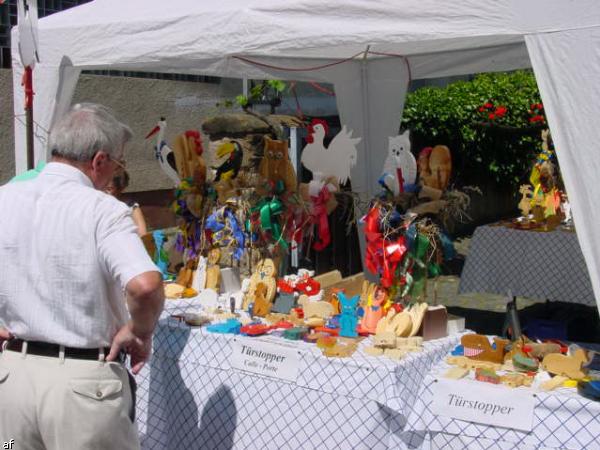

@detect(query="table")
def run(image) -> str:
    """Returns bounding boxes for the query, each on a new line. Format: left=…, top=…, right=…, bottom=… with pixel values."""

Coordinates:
left=459, top=225, right=596, bottom=307
left=135, top=319, right=463, bottom=450
left=395, top=360, right=600, bottom=450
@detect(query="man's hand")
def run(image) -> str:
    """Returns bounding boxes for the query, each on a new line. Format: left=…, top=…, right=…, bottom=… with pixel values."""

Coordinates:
left=107, top=322, right=152, bottom=375
left=0, top=328, right=11, bottom=350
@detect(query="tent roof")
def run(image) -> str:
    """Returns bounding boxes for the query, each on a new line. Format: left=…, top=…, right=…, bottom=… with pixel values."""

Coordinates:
left=18, top=0, right=600, bottom=76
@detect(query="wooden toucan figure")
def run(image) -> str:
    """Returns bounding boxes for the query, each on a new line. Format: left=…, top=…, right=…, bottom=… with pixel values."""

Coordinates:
left=213, top=140, right=243, bottom=181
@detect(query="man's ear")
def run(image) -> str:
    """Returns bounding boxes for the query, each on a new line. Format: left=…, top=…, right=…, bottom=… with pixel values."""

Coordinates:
left=91, top=151, right=109, bottom=171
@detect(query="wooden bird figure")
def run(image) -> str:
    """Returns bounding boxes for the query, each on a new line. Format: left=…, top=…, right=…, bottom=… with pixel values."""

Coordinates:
left=146, top=118, right=181, bottom=187
left=213, top=140, right=243, bottom=182
left=259, top=136, right=297, bottom=193
left=173, top=130, right=207, bottom=188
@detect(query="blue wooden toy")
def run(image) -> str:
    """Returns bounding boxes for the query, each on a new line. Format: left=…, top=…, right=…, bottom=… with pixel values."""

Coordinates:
left=338, top=292, right=360, bottom=338
left=206, top=319, right=241, bottom=334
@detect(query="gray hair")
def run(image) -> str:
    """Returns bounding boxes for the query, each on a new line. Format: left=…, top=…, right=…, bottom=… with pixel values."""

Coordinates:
left=48, top=103, right=133, bottom=161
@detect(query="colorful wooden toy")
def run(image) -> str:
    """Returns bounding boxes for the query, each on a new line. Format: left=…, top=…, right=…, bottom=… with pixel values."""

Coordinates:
left=461, top=334, right=509, bottom=364
left=338, top=292, right=360, bottom=338
left=542, top=348, right=588, bottom=379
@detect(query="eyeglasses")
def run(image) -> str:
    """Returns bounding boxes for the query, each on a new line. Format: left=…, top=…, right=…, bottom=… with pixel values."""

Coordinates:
left=110, top=156, right=127, bottom=171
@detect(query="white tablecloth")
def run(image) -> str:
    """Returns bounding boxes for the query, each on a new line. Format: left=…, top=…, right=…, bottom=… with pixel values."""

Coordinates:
left=396, top=360, right=600, bottom=450
left=135, top=319, right=464, bottom=450
left=459, top=225, right=595, bottom=306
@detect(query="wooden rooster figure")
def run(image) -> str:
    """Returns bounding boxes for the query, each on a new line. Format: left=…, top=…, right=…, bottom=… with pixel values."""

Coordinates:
left=259, top=136, right=297, bottom=193
left=146, top=118, right=181, bottom=187
left=213, top=140, right=243, bottom=182
left=301, top=119, right=361, bottom=185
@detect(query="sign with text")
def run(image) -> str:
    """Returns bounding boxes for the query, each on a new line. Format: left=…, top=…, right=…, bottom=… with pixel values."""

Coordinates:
left=230, top=339, right=300, bottom=383
left=431, top=379, right=535, bottom=432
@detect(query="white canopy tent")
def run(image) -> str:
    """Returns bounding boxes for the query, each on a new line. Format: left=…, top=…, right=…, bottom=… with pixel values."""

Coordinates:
left=11, top=0, right=600, bottom=313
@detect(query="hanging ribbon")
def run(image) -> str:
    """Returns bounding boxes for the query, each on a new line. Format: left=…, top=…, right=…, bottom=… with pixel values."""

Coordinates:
left=205, top=207, right=246, bottom=260
left=311, top=186, right=332, bottom=251
left=251, top=197, right=288, bottom=250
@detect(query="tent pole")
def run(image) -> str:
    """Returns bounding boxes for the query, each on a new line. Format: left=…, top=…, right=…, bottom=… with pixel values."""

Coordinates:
left=24, top=65, right=34, bottom=170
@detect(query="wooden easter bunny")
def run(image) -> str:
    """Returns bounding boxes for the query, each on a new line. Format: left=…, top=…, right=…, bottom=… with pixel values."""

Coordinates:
left=338, top=292, right=360, bottom=338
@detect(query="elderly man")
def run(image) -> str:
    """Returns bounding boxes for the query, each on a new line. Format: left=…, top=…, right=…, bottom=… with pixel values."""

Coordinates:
left=0, top=103, right=164, bottom=449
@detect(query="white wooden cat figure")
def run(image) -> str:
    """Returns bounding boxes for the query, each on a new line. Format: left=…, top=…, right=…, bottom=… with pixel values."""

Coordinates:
left=381, top=131, right=417, bottom=196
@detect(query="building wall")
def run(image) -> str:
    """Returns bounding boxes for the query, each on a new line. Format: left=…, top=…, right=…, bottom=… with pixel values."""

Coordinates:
left=0, top=69, right=15, bottom=185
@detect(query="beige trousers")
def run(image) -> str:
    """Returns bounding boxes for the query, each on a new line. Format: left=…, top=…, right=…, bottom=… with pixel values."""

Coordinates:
left=0, top=348, right=140, bottom=450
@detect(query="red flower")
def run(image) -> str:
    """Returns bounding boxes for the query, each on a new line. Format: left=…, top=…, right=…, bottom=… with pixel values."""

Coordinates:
left=495, top=106, right=507, bottom=117
left=483, top=102, right=493, bottom=109
left=478, top=106, right=485, bottom=112
left=529, top=115, right=545, bottom=123
left=488, top=113, right=496, bottom=120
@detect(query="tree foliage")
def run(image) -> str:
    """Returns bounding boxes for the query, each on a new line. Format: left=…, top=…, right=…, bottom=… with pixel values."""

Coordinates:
left=401, top=71, right=547, bottom=193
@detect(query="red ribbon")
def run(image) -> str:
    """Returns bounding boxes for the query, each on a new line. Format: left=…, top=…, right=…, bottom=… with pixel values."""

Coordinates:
left=311, top=187, right=332, bottom=251
left=363, top=205, right=407, bottom=287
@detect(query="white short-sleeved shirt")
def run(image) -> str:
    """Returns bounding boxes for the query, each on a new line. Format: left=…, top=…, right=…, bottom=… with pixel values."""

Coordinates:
left=0, top=162, right=159, bottom=348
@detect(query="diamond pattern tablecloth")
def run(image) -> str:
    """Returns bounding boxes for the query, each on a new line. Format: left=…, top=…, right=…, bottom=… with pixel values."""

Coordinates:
left=394, top=360, right=600, bottom=450
left=458, top=225, right=596, bottom=306
left=135, top=319, right=464, bottom=450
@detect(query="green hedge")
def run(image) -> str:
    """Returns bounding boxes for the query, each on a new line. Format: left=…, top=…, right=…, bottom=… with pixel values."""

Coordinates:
left=401, top=71, right=546, bottom=193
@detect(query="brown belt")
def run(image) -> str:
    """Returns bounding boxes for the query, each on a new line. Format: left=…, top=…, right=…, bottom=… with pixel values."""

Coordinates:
left=5, top=339, right=116, bottom=361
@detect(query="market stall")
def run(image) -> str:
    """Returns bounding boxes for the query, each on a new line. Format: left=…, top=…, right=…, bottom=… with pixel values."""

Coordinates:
left=135, top=319, right=463, bottom=450
left=397, top=348, right=600, bottom=450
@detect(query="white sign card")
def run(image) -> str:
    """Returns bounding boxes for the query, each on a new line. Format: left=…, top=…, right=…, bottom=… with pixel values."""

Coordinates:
left=431, top=378, right=535, bottom=432
left=230, top=338, right=300, bottom=383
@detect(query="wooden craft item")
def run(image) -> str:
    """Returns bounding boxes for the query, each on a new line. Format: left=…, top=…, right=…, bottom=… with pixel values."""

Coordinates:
left=323, top=338, right=359, bottom=358
left=181, top=288, right=198, bottom=298
left=420, top=305, right=448, bottom=341
left=259, top=136, right=297, bottom=193
left=176, top=259, right=196, bottom=288
left=305, top=317, right=326, bottom=328
left=252, top=283, right=271, bottom=317
left=205, top=248, right=222, bottom=292
left=501, top=373, right=533, bottom=388
left=518, top=185, right=533, bottom=217
left=541, top=348, right=588, bottom=379
left=408, top=302, right=429, bottom=337
left=391, top=311, right=413, bottom=337
left=323, top=272, right=365, bottom=306
left=523, top=342, right=562, bottom=359
left=242, top=258, right=277, bottom=310
left=172, top=131, right=207, bottom=186
left=304, top=332, right=330, bottom=344
left=190, top=256, right=207, bottom=293
left=303, top=301, right=334, bottom=319
left=503, top=337, right=527, bottom=362
left=183, top=314, right=211, bottom=327
left=329, top=288, right=342, bottom=315
left=360, top=289, right=386, bottom=334
left=360, top=281, right=377, bottom=308
left=540, top=375, right=569, bottom=392
left=446, top=356, right=501, bottom=371
left=338, top=292, right=360, bottom=338
left=461, top=335, right=509, bottom=364
left=475, top=368, right=501, bottom=384
left=418, top=144, right=452, bottom=191
left=316, top=335, right=337, bottom=349
left=375, top=309, right=397, bottom=335
left=283, top=327, right=308, bottom=341
left=164, top=283, right=185, bottom=299
left=373, top=332, right=397, bottom=349
left=380, top=131, right=417, bottom=196
left=444, top=367, right=469, bottom=380
left=313, top=270, right=343, bottom=288
left=513, top=353, right=539, bottom=372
